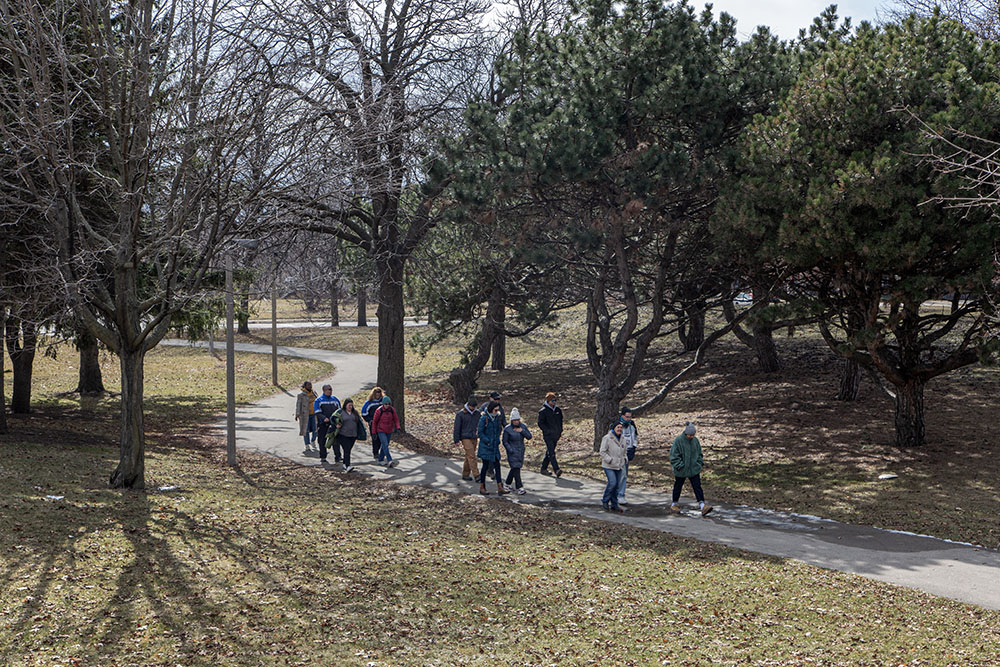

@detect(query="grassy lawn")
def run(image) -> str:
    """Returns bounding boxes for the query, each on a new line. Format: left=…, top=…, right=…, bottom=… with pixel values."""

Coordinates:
left=4, top=429, right=1000, bottom=664
left=247, top=308, right=1000, bottom=548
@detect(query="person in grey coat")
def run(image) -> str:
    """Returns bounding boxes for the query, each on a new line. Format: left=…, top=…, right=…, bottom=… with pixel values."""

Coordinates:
left=502, top=408, right=532, bottom=494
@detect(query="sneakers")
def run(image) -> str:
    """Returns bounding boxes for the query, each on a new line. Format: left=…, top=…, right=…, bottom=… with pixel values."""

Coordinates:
left=516, top=488, right=526, bottom=495
left=502, top=483, right=513, bottom=492
left=462, top=475, right=473, bottom=482
left=344, top=466, right=355, bottom=473
left=320, top=458, right=328, bottom=464
left=700, top=504, right=714, bottom=516
left=618, top=498, right=628, bottom=506
left=669, top=504, right=681, bottom=514
left=387, top=460, right=398, bottom=468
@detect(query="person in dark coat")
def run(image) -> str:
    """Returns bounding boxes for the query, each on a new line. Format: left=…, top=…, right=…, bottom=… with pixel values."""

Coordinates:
left=453, top=397, right=481, bottom=482
left=669, top=422, right=712, bottom=516
left=502, top=408, right=532, bottom=494
left=327, top=398, right=366, bottom=472
left=478, top=391, right=506, bottom=426
left=537, top=391, right=563, bottom=477
left=361, top=386, right=384, bottom=460
left=477, top=401, right=507, bottom=496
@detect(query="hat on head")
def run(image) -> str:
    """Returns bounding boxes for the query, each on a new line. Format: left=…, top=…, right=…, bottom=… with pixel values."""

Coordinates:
left=620, top=406, right=632, bottom=416
left=381, top=396, right=391, bottom=405
left=489, top=391, right=501, bottom=400
left=509, top=408, right=521, bottom=421
left=683, top=421, right=696, bottom=435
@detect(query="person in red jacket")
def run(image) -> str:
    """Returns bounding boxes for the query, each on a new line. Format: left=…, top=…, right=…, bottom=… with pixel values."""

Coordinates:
left=371, top=395, right=400, bottom=468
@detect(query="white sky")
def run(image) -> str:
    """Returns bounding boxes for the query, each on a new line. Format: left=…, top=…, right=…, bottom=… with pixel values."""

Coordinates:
left=706, top=1, right=885, bottom=40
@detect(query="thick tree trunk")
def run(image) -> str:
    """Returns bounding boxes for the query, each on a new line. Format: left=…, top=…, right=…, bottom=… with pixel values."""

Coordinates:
left=109, top=346, right=146, bottom=489
left=448, top=366, right=478, bottom=405
left=490, top=295, right=506, bottom=371
left=76, top=330, right=106, bottom=394
left=237, top=292, right=250, bottom=334
left=751, top=324, right=780, bottom=373
left=448, top=285, right=504, bottom=403
left=593, top=385, right=624, bottom=452
left=5, top=316, right=36, bottom=414
left=836, top=359, right=861, bottom=401
left=376, top=257, right=406, bottom=429
left=357, top=285, right=367, bottom=327
left=893, top=380, right=925, bottom=447
left=678, top=305, right=705, bottom=351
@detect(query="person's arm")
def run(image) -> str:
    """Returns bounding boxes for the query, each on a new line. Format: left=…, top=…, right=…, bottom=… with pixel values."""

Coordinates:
left=669, top=438, right=682, bottom=472
left=477, top=414, right=487, bottom=440
left=697, top=439, right=703, bottom=470
left=599, top=434, right=612, bottom=467
left=521, top=424, right=532, bottom=440
left=453, top=414, right=462, bottom=444
left=313, top=396, right=323, bottom=415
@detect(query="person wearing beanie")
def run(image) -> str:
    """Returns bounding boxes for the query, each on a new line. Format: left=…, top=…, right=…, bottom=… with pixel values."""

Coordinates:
left=537, top=391, right=564, bottom=477
left=617, top=407, right=639, bottom=505
left=477, top=401, right=508, bottom=496
left=669, top=421, right=712, bottom=516
left=371, top=395, right=400, bottom=468
left=502, top=408, right=531, bottom=494
left=454, top=396, right=482, bottom=482
left=599, top=422, right=627, bottom=513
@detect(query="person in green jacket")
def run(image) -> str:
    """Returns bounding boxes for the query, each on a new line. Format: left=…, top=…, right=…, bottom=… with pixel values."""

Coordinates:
left=669, top=422, right=713, bottom=516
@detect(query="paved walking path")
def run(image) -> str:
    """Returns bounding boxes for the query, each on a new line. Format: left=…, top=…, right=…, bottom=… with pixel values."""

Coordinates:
left=162, top=339, right=1000, bottom=611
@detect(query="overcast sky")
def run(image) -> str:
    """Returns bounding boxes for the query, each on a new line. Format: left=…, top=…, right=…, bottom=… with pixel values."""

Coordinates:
left=707, top=1, right=885, bottom=40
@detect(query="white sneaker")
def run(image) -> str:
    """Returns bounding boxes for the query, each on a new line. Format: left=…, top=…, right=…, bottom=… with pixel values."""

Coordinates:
left=387, top=460, right=399, bottom=468
left=345, top=466, right=355, bottom=473
left=618, top=498, right=628, bottom=506
left=517, top=488, right=526, bottom=495
left=503, top=483, right=513, bottom=492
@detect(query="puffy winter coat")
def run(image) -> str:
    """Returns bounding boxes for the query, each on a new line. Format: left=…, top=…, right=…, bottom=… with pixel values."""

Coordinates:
left=600, top=430, right=627, bottom=470
left=477, top=413, right=503, bottom=461
left=502, top=423, right=532, bottom=469
left=372, top=405, right=400, bottom=434
left=670, top=433, right=704, bottom=478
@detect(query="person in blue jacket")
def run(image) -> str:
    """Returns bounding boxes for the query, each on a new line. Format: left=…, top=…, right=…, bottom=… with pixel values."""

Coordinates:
left=361, top=386, right=384, bottom=461
left=477, top=401, right=508, bottom=496
left=313, top=384, right=341, bottom=464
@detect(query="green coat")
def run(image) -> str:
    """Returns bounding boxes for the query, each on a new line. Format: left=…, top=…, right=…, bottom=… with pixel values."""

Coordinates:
left=327, top=408, right=367, bottom=446
left=669, top=434, right=703, bottom=478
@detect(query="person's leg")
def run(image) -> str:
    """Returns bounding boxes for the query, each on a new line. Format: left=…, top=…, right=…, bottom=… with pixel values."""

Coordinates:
left=549, top=438, right=561, bottom=475
left=338, top=435, right=355, bottom=468
left=370, top=425, right=380, bottom=459
left=505, top=468, right=515, bottom=485
left=512, top=468, right=523, bottom=489
left=331, top=433, right=342, bottom=463
left=617, top=460, right=628, bottom=502
left=302, top=421, right=310, bottom=447
left=671, top=476, right=685, bottom=504
left=308, top=415, right=316, bottom=443
left=317, top=422, right=330, bottom=461
left=602, top=468, right=617, bottom=507
left=462, top=438, right=480, bottom=480
left=540, top=437, right=552, bottom=473
left=689, top=474, right=704, bottom=502
left=376, top=432, right=388, bottom=462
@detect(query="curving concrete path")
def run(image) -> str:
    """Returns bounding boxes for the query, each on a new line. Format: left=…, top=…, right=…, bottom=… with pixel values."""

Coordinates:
left=161, top=339, right=1000, bottom=610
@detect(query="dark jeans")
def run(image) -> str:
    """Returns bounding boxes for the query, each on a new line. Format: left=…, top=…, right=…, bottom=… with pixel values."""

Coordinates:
left=480, top=458, right=501, bottom=483
left=672, top=474, right=704, bottom=503
left=317, top=419, right=332, bottom=460
left=540, top=436, right=560, bottom=473
left=505, top=467, right=523, bottom=489
left=336, top=434, right=356, bottom=467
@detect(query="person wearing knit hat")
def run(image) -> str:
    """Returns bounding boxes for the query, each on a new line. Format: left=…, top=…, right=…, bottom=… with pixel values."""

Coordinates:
left=371, top=395, right=400, bottom=468
left=502, top=408, right=532, bottom=494
left=669, top=421, right=712, bottom=515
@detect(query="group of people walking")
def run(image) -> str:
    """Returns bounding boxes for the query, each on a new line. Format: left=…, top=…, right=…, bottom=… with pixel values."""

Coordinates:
left=295, top=382, right=400, bottom=471
left=296, top=382, right=713, bottom=515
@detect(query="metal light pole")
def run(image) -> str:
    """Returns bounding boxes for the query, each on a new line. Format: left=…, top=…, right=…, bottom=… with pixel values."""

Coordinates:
left=271, top=280, right=278, bottom=386
left=225, top=253, right=237, bottom=466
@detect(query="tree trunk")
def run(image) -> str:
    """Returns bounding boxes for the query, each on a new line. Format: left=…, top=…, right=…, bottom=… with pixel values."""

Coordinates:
left=836, top=359, right=861, bottom=401
left=76, top=330, right=106, bottom=394
left=376, top=257, right=406, bottom=429
left=5, top=315, right=36, bottom=414
left=448, top=285, right=504, bottom=403
left=448, top=366, right=478, bottom=405
left=593, top=385, right=623, bottom=452
left=751, top=324, right=780, bottom=373
left=490, top=296, right=506, bottom=371
left=109, top=345, right=146, bottom=489
left=330, top=278, right=340, bottom=327
left=678, top=305, right=705, bottom=351
left=237, top=292, right=250, bottom=334
left=893, top=380, right=925, bottom=447
left=357, top=285, right=367, bottom=327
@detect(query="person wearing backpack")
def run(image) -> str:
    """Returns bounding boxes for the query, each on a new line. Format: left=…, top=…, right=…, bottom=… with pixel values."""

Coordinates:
left=669, top=422, right=713, bottom=516
left=371, top=396, right=400, bottom=468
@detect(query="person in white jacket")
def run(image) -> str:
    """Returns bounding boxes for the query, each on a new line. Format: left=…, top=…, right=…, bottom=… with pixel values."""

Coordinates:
left=599, top=422, right=627, bottom=513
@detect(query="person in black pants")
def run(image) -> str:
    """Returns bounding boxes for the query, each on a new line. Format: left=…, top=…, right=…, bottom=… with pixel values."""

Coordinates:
left=331, top=399, right=365, bottom=472
left=537, top=391, right=564, bottom=477
left=362, top=387, right=384, bottom=460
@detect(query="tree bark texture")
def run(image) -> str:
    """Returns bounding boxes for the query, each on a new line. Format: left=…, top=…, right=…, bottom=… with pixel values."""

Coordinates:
left=678, top=305, right=705, bottom=351
left=751, top=324, right=780, bottom=373
left=357, top=285, right=367, bottom=327
left=836, top=359, right=861, bottom=401
left=330, top=278, right=340, bottom=326
left=593, top=384, right=625, bottom=452
left=490, top=294, right=506, bottom=371
left=76, top=330, right=106, bottom=394
left=0, top=307, right=6, bottom=434
left=237, top=292, right=250, bottom=334
left=109, top=346, right=146, bottom=489
left=448, top=285, right=505, bottom=404
left=376, top=257, right=407, bottom=428
left=4, top=314, right=36, bottom=414
left=893, top=380, right=925, bottom=447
